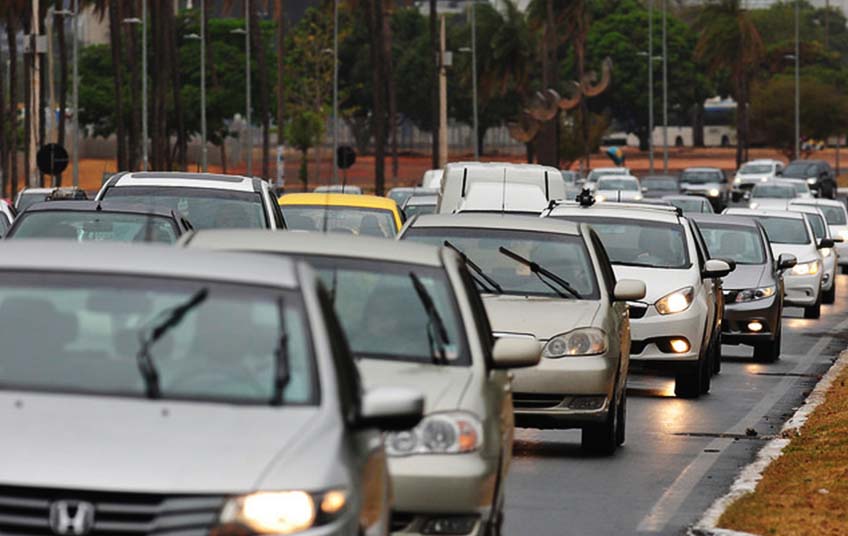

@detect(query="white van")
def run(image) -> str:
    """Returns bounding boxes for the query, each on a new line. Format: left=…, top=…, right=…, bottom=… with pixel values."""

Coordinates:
left=436, top=162, right=566, bottom=214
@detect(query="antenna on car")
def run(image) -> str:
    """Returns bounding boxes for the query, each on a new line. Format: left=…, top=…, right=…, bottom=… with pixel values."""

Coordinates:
left=501, top=167, right=507, bottom=214
left=576, top=187, right=595, bottom=207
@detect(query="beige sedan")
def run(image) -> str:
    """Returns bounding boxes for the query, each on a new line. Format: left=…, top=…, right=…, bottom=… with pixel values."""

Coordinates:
left=181, top=230, right=540, bottom=536
left=401, top=214, right=645, bottom=455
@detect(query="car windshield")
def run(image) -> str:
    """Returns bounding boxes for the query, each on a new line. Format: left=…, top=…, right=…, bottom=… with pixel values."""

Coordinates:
left=666, top=198, right=709, bottom=213
left=0, top=272, right=316, bottom=405
left=404, top=202, right=437, bottom=217
left=817, top=205, right=848, bottom=225
left=782, top=163, right=818, bottom=177
left=17, top=192, right=48, bottom=212
left=752, top=185, right=795, bottom=199
left=8, top=211, right=179, bottom=243
left=803, top=213, right=827, bottom=240
left=643, top=178, right=678, bottom=190
left=403, top=227, right=601, bottom=298
left=681, top=171, right=722, bottom=184
left=698, top=224, right=767, bottom=265
left=281, top=205, right=397, bottom=237
left=302, top=256, right=468, bottom=365
left=556, top=216, right=690, bottom=269
left=102, top=186, right=267, bottom=229
left=739, top=164, right=773, bottom=174
left=756, top=216, right=811, bottom=245
left=561, top=171, right=578, bottom=184
left=597, top=178, right=638, bottom=191
left=387, top=189, right=413, bottom=206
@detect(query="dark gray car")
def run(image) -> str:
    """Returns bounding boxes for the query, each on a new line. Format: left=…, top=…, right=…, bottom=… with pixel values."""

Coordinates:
left=640, top=175, right=680, bottom=198
left=781, top=159, right=837, bottom=199
left=690, top=214, right=793, bottom=363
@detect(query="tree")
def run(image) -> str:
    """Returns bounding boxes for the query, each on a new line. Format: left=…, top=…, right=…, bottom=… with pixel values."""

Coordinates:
left=695, top=0, right=765, bottom=165
left=286, top=110, right=324, bottom=190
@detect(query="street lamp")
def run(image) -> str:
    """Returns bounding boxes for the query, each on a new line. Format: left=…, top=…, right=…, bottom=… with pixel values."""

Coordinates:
left=661, top=0, right=668, bottom=173
left=72, top=0, right=80, bottom=184
left=123, top=11, right=146, bottom=171
left=638, top=51, right=661, bottom=173
left=231, top=20, right=251, bottom=176
left=794, top=0, right=800, bottom=160
left=469, top=0, right=479, bottom=160
left=185, top=25, right=207, bottom=172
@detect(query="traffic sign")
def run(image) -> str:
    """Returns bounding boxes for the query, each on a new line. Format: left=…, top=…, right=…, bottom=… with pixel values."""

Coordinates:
left=37, top=143, right=70, bottom=176
left=337, top=145, right=356, bottom=170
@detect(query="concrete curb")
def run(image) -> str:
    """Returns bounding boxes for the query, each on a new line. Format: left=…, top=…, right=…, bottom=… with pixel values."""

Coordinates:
left=688, top=349, right=848, bottom=536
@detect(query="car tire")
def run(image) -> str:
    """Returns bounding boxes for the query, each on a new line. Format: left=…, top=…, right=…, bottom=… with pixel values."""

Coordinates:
left=753, top=326, right=781, bottom=363
left=841, top=265, right=848, bottom=275
left=712, top=332, right=723, bottom=375
left=699, top=344, right=712, bottom=394
left=804, top=297, right=822, bottom=319
left=581, top=392, right=619, bottom=456
left=675, top=364, right=702, bottom=399
left=616, top=387, right=627, bottom=447
left=823, top=284, right=836, bottom=305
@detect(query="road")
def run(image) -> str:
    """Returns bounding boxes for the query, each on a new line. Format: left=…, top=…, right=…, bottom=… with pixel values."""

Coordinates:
left=505, top=272, right=848, bottom=535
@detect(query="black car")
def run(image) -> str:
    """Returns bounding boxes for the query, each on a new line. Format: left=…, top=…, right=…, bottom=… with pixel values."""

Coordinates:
left=690, top=213, right=795, bottom=363
left=5, top=201, right=193, bottom=243
left=781, top=159, right=837, bottom=199
left=640, top=175, right=680, bottom=198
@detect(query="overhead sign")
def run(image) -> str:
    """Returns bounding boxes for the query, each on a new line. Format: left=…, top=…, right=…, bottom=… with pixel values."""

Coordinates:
left=37, top=143, right=70, bottom=176
left=337, top=145, right=356, bottom=170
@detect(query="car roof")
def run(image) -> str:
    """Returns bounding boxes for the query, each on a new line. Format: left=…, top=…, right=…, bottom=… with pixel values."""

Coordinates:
left=278, top=192, right=399, bottom=211
left=409, top=213, right=582, bottom=235
left=0, top=241, right=299, bottom=287
left=788, top=198, right=846, bottom=208
left=682, top=167, right=722, bottom=172
left=405, top=195, right=438, bottom=205
left=743, top=159, right=781, bottom=165
left=19, top=188, right=56, bottom=194
left=597, top=175, right=638, bottom=181
left=108, top=172, right=261, bottom=192
left=724, top=208, right=805, bottom=220
left=548, top=202, right=682, bottom=223
left=183, top=229, right=444, bottom=267
left=787, top=202, right=825, bottom=215
left=21, top=200, right=179, bottom=218
left=688, top=213, right=760, bottom=228
left=662, top=195, right=706, bottom=202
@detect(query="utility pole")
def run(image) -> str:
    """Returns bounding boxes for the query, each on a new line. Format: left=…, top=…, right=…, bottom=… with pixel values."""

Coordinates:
left=200, top=0, right=207, bottom=171
left=332, top=0, right=339, bottom=184
left=470, top=0, right=479, bottom=160
left=142, top=0, right=148, bottom=171
left=438, top=14, right=447, bottom=168
left=648, top=0, right=654, bottom=173
left=662, top=0, right=668, bottom=174
left=30, top=0, right=42, bottom=188
left=794, top=0, right=800, bottom=160
left=245, top=0, right=253, bottom=176
left=72, top=0, right=80, bottom=184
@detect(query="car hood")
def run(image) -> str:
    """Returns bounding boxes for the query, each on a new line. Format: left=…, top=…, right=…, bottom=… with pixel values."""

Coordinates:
left=770, top=242, right=818, bottom=264
left=722, top=263, right=769, bottom=290
left=482, top=294, right=600, bottom=341
left=750, top=198, right=791, bottom=210
left=0, top=391, right=326, bottom=494
left=358, top=359, right=472, bottom=413
left=612, top=265, right=696, bottom=303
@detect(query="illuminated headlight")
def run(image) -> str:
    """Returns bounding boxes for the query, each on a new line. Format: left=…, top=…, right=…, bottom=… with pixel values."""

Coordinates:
left=596, top=194, right=607, bottom=202
left=215, top=489, right=347, bottom=534
left=543, top=327, right=608, bottom=357
left=708, top=188, right=720, bottom=197
left=750, top=202, right=759, bottom=209
left=734, top=285, right=776, bottom=303
left=634, top=194, right=643, bottom=201
left=821, top=247, right=833, bottom=258
left=761, top=176, right=769, bottom=182
left=790, top=260, right=820, bottom=276
left=385, top=412, right=482, bottom=456
left=733, top=176, right=742, bottom=184
left=807, top=177, right=817, bottom=184
left=655, top=287, right=694, bottom=315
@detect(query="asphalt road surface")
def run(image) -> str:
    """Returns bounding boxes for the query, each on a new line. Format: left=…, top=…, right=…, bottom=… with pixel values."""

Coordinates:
left=505, top=272, right=848, bottom=535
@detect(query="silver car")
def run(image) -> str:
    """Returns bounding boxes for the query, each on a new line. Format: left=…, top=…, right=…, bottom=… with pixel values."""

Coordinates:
left=181, top=230, right=540, bottom=536
left=400, top=214, right=646, bottom=454
left=789, top=198, right=848, bottom=273
left=594, top=175, right=644, bottom=203
left=789, top=202, right=838, bottom=304
left=0, top=241, right=422, bottom=536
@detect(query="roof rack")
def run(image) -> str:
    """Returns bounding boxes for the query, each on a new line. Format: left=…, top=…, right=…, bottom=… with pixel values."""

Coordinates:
left=546, top=198, right=683, bottom=217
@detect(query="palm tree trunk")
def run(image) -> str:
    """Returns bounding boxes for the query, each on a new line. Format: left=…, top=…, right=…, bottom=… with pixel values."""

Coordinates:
left=23, top=35, right=30, bottom=187
left=382, top=2, right=398, bottom=179
left=56, top=0, right=68, bottom=183
left=367, top=0, right=386, bottom=194
left=126, top=1, right=140, bottom=171
left=108, top=0, right=127, bottom=171
left=165, top=5, right=186, bottom=170
left=275, top=0, right=284, bottom=153
left=7, top=15, right=19, bottom=197
left=535, top=0, right=558, bottom=167
left=0, top=44, right=6, bottom=195
left=735, top=77, right=745, bottom=167
left=429, top=0, right=438, bottom=168
left=249, top=0, right=270, bottom=180
left=150, top=0, right=168, bottom=169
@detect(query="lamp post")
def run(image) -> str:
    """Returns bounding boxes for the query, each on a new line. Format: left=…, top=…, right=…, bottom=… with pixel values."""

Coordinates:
left=230, top=14, right=251, bottom=176
left=332, top=0, right=339, bottom=184
left=661, top=0, right=668, bottom=173
left=186, top=29, right=207, bottom=171
left=470, top=0, right=478, bottom=159
left=794, top=0, right=800, bottom=160
left=73, top=0, right=80, bottom=184
left=638, top=51, right=661, bottom=174
left=123, top=10, right=146, bottom=171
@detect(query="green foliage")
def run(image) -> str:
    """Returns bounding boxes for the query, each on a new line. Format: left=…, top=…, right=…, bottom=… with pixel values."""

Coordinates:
left=286, top=110, right=325, bottom=185
left=560, top=112, right=610, bottom=169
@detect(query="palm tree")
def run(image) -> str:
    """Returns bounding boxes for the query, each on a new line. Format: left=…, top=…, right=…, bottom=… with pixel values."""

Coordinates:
left=4, top=6, right=21, bottom=197
left=55, top=0, right=68, bottom=182
left=695, top=0, right=764, bottom=166
left=428, top=0, right=437, bottom=168
left=249, top=0, right=271, bottom=180
left=275, top=0, right=285, bottom=180
left=366, top=0, right=386, bottom=194
left=382, top=2, right=398, bottom=179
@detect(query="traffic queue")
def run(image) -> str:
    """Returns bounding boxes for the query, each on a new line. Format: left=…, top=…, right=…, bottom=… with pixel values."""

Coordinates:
left=0, top=160, right=842, bottom=536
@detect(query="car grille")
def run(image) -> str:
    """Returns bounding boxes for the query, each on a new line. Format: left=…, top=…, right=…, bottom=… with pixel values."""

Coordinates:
left=0, top=485, right=225, bottom=536
left=628, top=303, right=648, bottom=320
left=513, top=393, right=564, bottom=410
left=630, top=340, right=648, bottom=355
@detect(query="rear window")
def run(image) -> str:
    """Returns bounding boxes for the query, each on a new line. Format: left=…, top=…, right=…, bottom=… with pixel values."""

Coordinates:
left=756, top=216, right=811, bottom=245
left=9, top=211, right=178, bottom=243
left=697, top=223, right=766, bottom=265
left=819, top=205, right=847, bottom=225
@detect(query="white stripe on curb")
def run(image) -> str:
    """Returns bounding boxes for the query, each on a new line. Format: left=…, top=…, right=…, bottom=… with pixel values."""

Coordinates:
left=688, top=348, right=848, bottom=536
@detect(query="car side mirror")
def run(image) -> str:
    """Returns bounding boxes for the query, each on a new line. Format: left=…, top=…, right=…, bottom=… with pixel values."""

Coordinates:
left=491, top=337, right=541, bottom=369
left=832, top=236, right=844, bottom=243
left=613, top=279, right=646, bottom=301
left=358, top=387, right=424, bottom=432
left=715, top=257, right=737, bottom=272
left=818, top=238, right=836, bottom=249
left=731, top=190, right=744, bottom=202
left=703, top=258, right=732, bottom=278
left=641, top=187, right=648, bottom=193
left=778, top=253, right=797, bottom=271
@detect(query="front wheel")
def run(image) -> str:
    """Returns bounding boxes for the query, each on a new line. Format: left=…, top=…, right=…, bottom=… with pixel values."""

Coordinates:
left=823, top=284, right=836, bottom=305
left=804, top=298, right=822, bottom=319
left=582, top=393, right=620, bottom=455
left=675, top=365, right=702, bottom=399
left=753, top=326, right=781, bottom=363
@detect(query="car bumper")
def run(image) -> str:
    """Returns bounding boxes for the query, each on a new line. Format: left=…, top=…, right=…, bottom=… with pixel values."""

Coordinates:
left=510, top=354, right=616, bottom=426
left=628, top=302, right=706, bottom=371
left=784, top=272, right=822, bottom=306
left=722, top=295, right=780, bottom=345
left=388, top=454, right=497, bottom=535
left=822, top=254, right=837, bottom=290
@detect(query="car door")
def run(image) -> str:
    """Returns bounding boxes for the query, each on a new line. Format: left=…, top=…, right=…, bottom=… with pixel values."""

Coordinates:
left=687, top=220, right=718, bottom=344
left=589, top=230, right=630, bottom=385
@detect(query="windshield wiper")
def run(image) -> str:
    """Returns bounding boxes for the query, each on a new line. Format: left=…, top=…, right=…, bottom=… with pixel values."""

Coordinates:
left=409, top=272, right=451, bottom=365
left=136, top=287, right=209, bottom=399
left=271, top=297, right=290, bottom=406
left=498, top=246, right=583, bottom=299
left=444, top=240, right=503, bottom=294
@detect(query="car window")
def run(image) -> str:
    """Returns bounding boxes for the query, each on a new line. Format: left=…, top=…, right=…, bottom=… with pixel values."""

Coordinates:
left=740, top=164, right=773, bottom=174
left=803, top=213, right=827, bottom=240
left=697, top=224, right=767, bottom=265
left=303, top=256, right=469, bottom=366
left=752, top=185, right=796, bottom=198
left=680, top=171, right=722, bottom=184
left=281, top=205, right=397, bottom=238
left=817, top=205, right=848, bottom=225
left=597, top=178, right=638, bottom=191
left=455, top=263, right=495, bottom=368
left=8, top=211, right=179, bottom=243
left=756, top=216, right=811, bottom=245
left=783, top=163, right=817, bottom=177
left=554, top=216, right=691, bottom=269
left=103, top=186, right=269, bottom=229
left=0, top=272, right=316, bottom=405
left=642, top=178, right=677, bottom=190
left=403, top=227, right=601, bottom=299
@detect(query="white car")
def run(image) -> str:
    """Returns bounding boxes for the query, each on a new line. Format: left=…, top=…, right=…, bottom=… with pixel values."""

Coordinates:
left=401, top=213, right=646, bottom=454
left=96, top=172, right=287, bottom=230
left=789, top=202, right=838, bottom=304
left=789, top=198, right=848, bottom=273
left=585, top=167, right=630, bottom=191
left=543, top=201, right=732, bottom=398
left=725, top=208, right=827, bottom=318
left=594, top=175, right=644, bottom=203
left=776, top=178, right=813, bottom=198
left=456, top=182, right=549, bottom=214
left=748, top=182, right=797, bottom=210
left=733, top=159, right=784, bottom=189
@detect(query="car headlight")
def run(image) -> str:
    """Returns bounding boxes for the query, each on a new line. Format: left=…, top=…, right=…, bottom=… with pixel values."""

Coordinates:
left=596, top=194, right=607, bottom=202
left=761, top=176, right=769, bottom=182
left=734, top=176, right=741, bottom=184
left=734, top=285, right=776, bottom=303
left=216, top=489, right=348, bottom=534
left=807, top=177, right=817, bottom=184
left=790, top=260, right=820, bottom=275
left=750, top=202, right=759, bottom=209
left=655, top=287, right=695, bottom=315
left=708, top=188, right=720, bottom=197
left=385, top=412, right=483, bottom=457
left=543, top=327, right=608, bottom=357
left=634, top=194, right=643, bottom=201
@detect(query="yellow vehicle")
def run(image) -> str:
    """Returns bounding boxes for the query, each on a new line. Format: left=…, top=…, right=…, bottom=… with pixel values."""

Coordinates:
left=278, top=192, right=403, bottom=238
